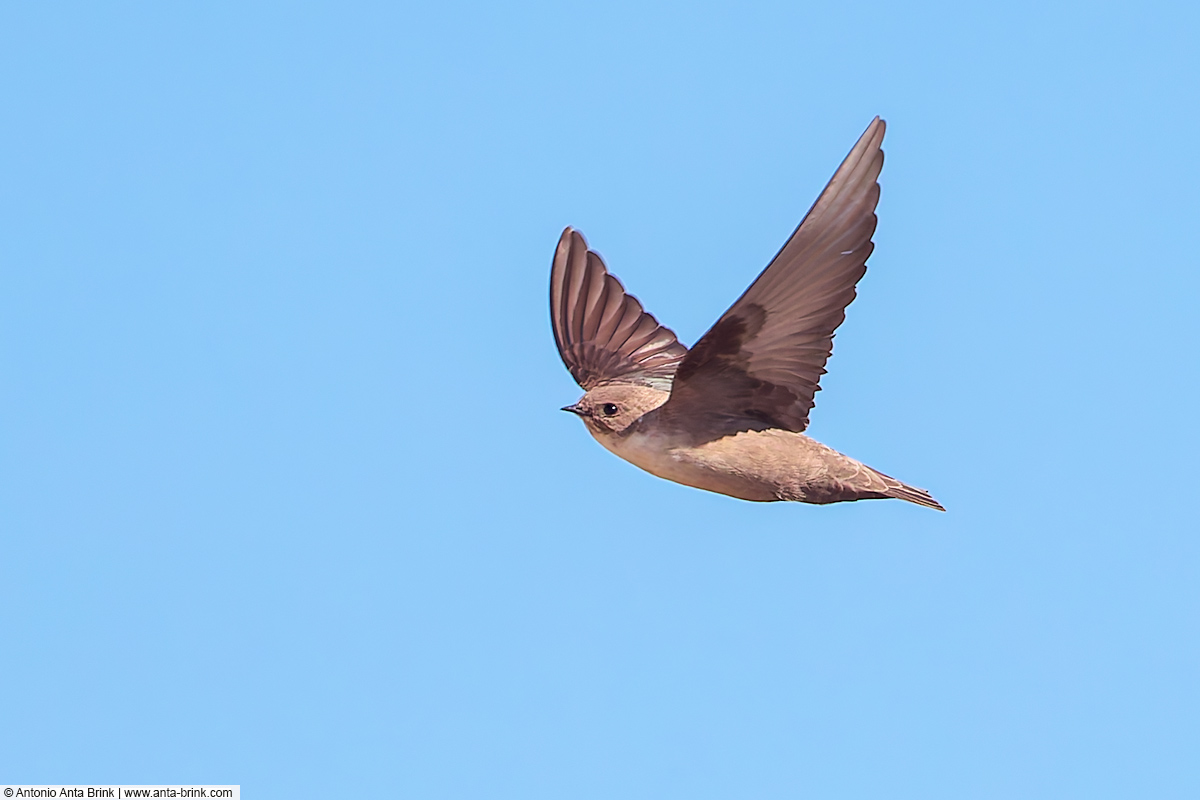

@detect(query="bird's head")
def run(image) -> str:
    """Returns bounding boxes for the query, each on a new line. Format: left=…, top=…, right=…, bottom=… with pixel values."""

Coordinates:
left=561, top=384, right=669, bottom=436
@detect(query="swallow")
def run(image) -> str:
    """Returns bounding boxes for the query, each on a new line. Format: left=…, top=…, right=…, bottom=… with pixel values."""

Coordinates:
left=552, top=117, right=942, bottom=510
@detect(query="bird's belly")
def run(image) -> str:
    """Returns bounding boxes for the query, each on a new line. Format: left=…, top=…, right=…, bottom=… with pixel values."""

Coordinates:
left=600, top=429, right=790, bottom=502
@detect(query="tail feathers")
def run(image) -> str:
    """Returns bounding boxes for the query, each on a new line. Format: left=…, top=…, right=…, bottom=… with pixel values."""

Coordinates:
left=882, top=480, right=945, bottom=511
left=813, top=451, right=945, bottom=510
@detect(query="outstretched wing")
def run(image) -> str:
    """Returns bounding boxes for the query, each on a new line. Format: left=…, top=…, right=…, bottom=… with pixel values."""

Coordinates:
left=550, top=227, right=689, bottom=391
left=662, top=117, right=886, bottom=438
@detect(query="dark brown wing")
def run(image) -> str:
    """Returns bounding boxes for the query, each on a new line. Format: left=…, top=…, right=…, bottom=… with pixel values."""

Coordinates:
left=662, top=117, right=886, bottom=438
left=550, top=227, right=689, bottom=391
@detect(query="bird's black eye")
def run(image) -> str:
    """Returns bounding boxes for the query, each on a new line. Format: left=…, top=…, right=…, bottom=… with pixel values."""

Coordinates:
left=601, top=403, right=619, bottom=417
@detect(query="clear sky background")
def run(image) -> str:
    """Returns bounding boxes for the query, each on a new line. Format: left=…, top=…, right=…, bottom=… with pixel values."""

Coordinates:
left=2, top=2, right=1198, bottom=797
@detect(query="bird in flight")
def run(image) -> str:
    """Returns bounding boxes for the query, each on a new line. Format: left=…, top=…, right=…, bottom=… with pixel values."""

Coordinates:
left=551, top=117, right=942, bottom=510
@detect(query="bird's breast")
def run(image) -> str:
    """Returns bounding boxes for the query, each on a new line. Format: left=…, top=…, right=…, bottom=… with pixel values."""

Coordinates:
left=595, top=427, right=785, bottom=502
left=597, top=428, right=682, bottom=479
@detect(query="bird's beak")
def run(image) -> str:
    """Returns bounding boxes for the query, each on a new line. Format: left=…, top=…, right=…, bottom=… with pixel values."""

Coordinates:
left=561, top=403, right=583, bottom=415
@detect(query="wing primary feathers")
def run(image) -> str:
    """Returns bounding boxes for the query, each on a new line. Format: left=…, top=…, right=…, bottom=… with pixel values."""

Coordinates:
left=549, top=227, right=689, bottom=391
left=661, top=117, right=887, bottom=439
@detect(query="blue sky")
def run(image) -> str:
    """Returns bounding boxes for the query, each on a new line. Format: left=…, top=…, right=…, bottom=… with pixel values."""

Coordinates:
left=2, top=2, right=1197, bottom=797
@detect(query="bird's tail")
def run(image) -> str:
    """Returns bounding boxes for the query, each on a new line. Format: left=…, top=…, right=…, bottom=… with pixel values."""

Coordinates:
left=883, top=481, right=944, bottom=511
left=874, top=470, right=945, bottom=511
left=810, top=447, right=945, bottom=510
